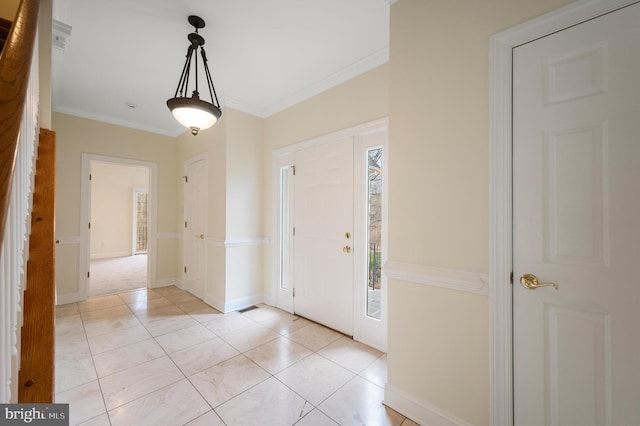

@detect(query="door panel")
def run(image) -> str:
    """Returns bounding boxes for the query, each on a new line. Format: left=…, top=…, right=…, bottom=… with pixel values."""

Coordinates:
left=184, top=156, right=207, bottom=298
left=293, top=137, right=354, bottom=335
left=513, top=4, right=640, bottom=424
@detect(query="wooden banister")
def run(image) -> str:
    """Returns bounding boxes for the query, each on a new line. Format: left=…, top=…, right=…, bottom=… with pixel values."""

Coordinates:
left=18, top=129, right=56, bottom=403
left=0, top=0, right=40, bottom=253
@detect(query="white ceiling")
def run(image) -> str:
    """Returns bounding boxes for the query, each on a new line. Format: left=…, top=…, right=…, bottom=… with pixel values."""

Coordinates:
left=51, top=0, right=390, bottom=137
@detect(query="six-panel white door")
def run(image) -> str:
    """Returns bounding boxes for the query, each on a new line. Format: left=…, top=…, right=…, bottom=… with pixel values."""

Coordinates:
left=184, top=155, right=207, bottom=298
left=513, top=3, right=640, bottom=424
left=293, top=137, right=354, bottom=335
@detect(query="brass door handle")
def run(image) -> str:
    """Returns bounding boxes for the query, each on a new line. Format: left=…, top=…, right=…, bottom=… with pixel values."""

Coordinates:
left=520, top=273, right=559, bottom=290
left=195, top=234, right=204, bottom=239
left=343, top=246, right=351, bottom=253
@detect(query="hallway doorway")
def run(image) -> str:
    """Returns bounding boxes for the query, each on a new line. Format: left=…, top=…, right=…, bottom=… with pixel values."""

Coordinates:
left=88, top=161, right=149, bottom=297
left=79, top=154, right=158, bottom=301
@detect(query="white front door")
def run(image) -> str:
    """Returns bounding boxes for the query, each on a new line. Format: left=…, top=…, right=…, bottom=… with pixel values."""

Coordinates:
left=513, top=3, right=640, bottom=424
left=184, top=155, right=207, bottom=298
left=293, top=137, right=354, bottom=335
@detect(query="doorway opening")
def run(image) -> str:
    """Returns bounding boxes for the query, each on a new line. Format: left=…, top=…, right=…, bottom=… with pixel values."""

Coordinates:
left=79, top=154, right=158, bottom=301
left=88, top=162, right=150, bottom=297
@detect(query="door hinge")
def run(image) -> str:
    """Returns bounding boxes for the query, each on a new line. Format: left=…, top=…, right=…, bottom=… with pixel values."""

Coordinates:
left=182, top=176, right=188, bottom=183
left=87, top=271, right=90, bottom=278
left=184, top=221, right=188, bottom=228
left=510, top=272, right=514, bottom=284
left=292, top=165, right=296, bottom=176
left=184, top=266, right=187, bottom=273
left=89, top=174, right=92, bottom=181
left=293, top=227, right=296, bottom=236
left=88, top=222, right=91, bottom=229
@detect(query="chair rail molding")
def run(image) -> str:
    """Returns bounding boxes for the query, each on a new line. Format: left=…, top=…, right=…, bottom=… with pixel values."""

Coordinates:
left=384, top=261, right=488, bottom=296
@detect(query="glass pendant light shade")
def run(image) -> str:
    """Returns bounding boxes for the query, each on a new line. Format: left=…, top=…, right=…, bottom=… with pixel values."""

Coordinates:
left=167, top=93, right=222, bottom=135
left=167, top=15, right=222, bottom=136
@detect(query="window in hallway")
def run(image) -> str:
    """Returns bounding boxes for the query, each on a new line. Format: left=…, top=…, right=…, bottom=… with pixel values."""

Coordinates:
left=366, top=148, right=383, bottom=320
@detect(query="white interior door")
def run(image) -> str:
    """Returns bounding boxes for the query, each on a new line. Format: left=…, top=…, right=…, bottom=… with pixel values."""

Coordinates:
left=184, top=155, right=207, bottom=298
left=293, top=137, right=354, bottom=335
left=513, top=4, right=640, bottom=425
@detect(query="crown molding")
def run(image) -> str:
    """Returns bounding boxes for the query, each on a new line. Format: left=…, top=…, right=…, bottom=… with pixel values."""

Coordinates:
left=231, top=47, right=389, bottom=119
left=264, top=47, right=389, bottom=117
left=52, top=106, right=184, bottom=137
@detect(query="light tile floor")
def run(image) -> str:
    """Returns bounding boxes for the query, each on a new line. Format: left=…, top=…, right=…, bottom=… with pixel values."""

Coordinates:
left=55, top=286, right=420, bottom=426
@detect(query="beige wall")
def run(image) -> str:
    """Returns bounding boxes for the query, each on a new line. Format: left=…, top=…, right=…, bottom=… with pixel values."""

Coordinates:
left=90, top=162, right=149, bottom=258
left=388, top=1, right=572, bottom=424
left=0, top=0, right=19, bottom=20
left=226, top=110, right=263, bottom=239
left=53, top=112, right=178, bottom=297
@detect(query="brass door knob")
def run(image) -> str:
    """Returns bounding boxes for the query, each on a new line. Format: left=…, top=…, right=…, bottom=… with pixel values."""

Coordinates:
left=343, top=246, right=351, bottom=253
left=520, top=273, right=559, bottom=290
left=195, top=234, right=204, bottom=239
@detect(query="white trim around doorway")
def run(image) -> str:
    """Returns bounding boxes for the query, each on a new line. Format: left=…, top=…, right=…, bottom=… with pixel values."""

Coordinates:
left=79, top=154, right=159, bottom=301
left=270, top=117, right=389, bottom=346
left=489, top=1, right=638, bottom=424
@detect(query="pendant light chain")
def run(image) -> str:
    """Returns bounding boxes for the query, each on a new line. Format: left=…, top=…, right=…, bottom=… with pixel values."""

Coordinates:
left=167, top=15, right=222, bottom=136
left=201, top=47, right=220, bottom=107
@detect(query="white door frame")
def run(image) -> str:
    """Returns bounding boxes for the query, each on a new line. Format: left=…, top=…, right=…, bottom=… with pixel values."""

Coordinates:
left=271, top=151, right=295, bottom=313
left=79, top=154, right=158, bottom=301
left=354, top=129, right=388, bottom=352
left=270, top=117, right=388, bottom=339
left=489, top=1, right=638, bottom=424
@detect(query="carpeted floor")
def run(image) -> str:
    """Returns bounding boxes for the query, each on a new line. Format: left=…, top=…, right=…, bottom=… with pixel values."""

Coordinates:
left=89, top=254, right=147, bottom=297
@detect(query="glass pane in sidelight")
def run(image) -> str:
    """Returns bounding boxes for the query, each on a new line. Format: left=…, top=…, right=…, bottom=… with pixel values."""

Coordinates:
left=279, top=167, right=291, bottom=290
left=366, top=148, right=383, bottom=319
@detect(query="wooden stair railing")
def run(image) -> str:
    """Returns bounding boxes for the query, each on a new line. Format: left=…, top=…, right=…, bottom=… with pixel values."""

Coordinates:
left=0, top=0, right=40, bottom=248
left=0, top=0, right=56, bottom=404
left=18, top=129, right=56, bottom=403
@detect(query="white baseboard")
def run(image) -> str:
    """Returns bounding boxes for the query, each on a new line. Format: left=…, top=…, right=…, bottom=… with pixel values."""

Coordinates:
left=203, top=293, right=263, bottom=313
left=262, top=292, right=275, bottom=307
left=384, top=384, right=472, bottom=426
left=203, top=294, right=225, bottom=312
left=224, top=294, right=263, bottom=313
left=56, top=292, right=80, bottom=305
left=173, top=279, right=185, bottom=290
left=152, top=278, right=176, bottom=288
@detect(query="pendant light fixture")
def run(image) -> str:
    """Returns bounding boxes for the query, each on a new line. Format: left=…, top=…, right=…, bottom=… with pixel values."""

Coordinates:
left=167, top=15, right=222, bottom=136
